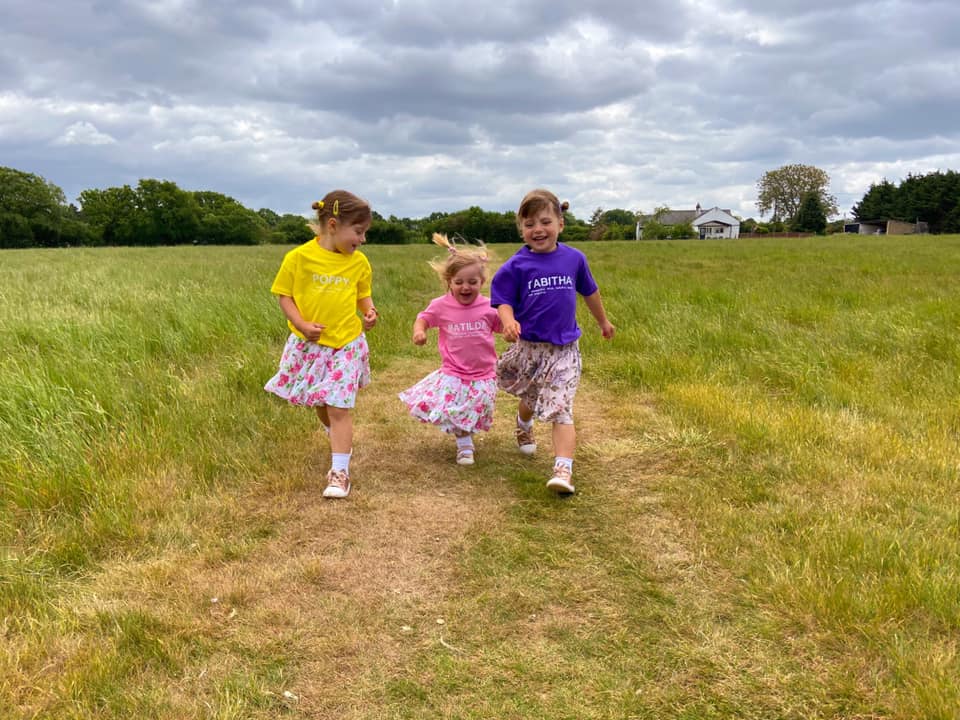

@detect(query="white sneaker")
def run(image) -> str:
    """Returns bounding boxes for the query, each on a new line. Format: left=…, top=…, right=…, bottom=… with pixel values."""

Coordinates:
left=456, top=449, right=475, bottom=466
left=546, top=463, right=575, bottom=494
left=322, top=469, right=351, bottom=498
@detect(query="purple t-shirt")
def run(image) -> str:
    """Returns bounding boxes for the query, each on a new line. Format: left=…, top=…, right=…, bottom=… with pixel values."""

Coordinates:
left=490, top=243, right=599, bottom=345
left=417, top=293, right=502, bottom=380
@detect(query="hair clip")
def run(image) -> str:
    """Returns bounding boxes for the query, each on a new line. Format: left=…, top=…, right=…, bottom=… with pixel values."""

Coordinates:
left=333, top=199, right=339, bottom=216
left=316, top=200, right=324, bottom=210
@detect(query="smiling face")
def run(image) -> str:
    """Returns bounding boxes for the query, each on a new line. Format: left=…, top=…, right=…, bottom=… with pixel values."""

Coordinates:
left=326, top=218, right=369, bottom=254
left=448, top=262, right=485, bottom=305
left=520, top=206, right=564, bottom=253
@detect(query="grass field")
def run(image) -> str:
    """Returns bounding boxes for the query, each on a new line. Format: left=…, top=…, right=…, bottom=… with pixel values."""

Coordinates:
left=1, top=236, right=958, bottom=719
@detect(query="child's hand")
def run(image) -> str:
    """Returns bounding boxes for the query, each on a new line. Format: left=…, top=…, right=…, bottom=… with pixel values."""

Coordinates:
left=502, top=320, right=521, bottom=342
left=412, top=329, right=427, bottom=345
left=297, top=321, right=325, bottom=342
left=599, top=320, right=616, bottom=340
left=362, top=307, right=379, bottom=331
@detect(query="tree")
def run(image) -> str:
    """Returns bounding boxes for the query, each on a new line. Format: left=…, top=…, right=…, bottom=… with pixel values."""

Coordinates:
left=0, top=166, right=69, bottom=247
left=78, top=185, right=144, bottom=245
left=851, top=170, right=960, bottom=233
left=792, top=192, right=827, bottom=233
left=852, top=179, right=897, bottom=221
left=270, top=214, right=314, bottom=245
left=756, top=164, right=838, bottom=225
left=136, top=179, right=200, bottom=245
left=193, top=191, right=268, bottom=245
left=601, top=208, right=637, bottom=226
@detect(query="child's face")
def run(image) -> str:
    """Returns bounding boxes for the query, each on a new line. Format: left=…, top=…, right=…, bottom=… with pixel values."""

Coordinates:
left=329, top=218, right=369, bottom=254
left=520, top=207, right=564, bottom=253
left=449, top=263, right=485, bottom=305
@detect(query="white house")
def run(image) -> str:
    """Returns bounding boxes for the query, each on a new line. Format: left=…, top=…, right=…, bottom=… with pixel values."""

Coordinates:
left=636, top=204, right=741, bottom=239
left=692, top=206, right=740, bottom=239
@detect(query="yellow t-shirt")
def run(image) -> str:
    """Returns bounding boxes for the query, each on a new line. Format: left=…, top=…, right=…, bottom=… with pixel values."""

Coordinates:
left=270, top=238, right=372, bottom=349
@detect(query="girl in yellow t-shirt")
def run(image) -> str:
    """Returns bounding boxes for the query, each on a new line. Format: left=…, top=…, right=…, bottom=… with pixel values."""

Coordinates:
left=264, top=190, right=379, bottom=499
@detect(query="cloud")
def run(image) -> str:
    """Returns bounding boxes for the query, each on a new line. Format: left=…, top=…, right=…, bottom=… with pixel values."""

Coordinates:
left=53, top=121, right=116, bottom=146
left=1, top=0, right=958, bottom=220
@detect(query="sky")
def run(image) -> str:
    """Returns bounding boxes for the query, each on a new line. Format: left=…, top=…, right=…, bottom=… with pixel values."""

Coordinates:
left=2, top=0, right=959, bottom=222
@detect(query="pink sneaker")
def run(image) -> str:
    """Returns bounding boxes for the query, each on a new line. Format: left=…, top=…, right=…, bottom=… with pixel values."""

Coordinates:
left=456, top=449, right=475, bottom=466
left=322, top=469, right=351, bottom=498
left=546, top=463, right=575, bottom=494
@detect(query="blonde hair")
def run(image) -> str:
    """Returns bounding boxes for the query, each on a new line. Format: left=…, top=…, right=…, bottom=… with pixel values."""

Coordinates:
left=307, top=189, right=372, bottom=236
left=516, top=188, right=569, bottom=234
left=428, top=233, right=493, bottom=285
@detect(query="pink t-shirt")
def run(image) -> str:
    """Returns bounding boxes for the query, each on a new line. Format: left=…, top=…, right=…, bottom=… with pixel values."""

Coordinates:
left=418, top=293, right=502, bottom=380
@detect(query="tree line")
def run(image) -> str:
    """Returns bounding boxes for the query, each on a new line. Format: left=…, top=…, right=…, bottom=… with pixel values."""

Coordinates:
left=852, top=170, right=960, bottom=234
left=5, top=164, right=959, bottom=249
left=0, top=166, right=641, bottom=249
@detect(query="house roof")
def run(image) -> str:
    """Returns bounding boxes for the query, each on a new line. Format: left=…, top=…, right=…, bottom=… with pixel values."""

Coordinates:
left=638, top=206, right=737, bottom=226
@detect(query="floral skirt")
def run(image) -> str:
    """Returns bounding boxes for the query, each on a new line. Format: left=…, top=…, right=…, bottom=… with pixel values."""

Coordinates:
left=497, top=339, right=581, bottom=424
left=398, top=370, right=497, bottom=435
left=264, top=333, right=370, bottom=408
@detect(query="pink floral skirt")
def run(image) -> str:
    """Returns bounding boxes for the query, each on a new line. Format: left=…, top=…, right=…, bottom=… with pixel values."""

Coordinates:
left=398, top=370, right=497, bottom=435
left=264, top=333, right=370, bottom=408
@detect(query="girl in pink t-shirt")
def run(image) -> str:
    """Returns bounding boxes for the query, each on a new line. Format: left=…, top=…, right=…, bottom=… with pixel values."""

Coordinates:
left=399, top=234, right=502, bottom=465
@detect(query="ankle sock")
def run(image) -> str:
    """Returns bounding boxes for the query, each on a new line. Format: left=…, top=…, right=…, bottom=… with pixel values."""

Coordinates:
left=554, top=456, right=573, bottom=472
left=331, top=452, right=351, bottom=474
left=455, top=435, right=475, bottom=451
left=517, top=414, right=533, bottom=432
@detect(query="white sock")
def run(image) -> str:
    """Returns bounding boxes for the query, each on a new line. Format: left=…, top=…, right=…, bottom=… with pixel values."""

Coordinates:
left=455, top=435, right=474, bottom=451
left=554, top=456, right=573, bottom=472
left=331, top=452, right=351, bottom=473
left=517, top=414, right=533, bottom=431
left=321, top=424, right=331, bottom=436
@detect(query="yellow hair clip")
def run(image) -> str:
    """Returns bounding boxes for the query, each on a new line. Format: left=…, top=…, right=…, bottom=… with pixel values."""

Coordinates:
left=316, top=200, right=324, bottom=210
left=333, top=199, right=339, bottom=216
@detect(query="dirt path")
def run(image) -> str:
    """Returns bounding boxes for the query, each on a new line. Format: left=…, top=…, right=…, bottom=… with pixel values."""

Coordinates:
left=72, top=358, right=703, bottom=718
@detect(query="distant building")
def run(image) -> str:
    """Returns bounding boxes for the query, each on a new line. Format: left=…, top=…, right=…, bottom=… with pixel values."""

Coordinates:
left=844, top=219, right=928, bottom=235
left=636, top=204, right=740, bottom=239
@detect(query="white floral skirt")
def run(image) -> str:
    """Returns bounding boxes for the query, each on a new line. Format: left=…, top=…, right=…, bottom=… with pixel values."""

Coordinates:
left=264, top=333, right=370, bottom=408
left=398, top=370, right=497, bottom=435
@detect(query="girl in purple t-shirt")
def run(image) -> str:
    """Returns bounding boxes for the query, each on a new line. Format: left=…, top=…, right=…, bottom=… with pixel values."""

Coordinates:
left=491, top=189, right=616, bottom=495
left=399, top=234, right=502, bottom=466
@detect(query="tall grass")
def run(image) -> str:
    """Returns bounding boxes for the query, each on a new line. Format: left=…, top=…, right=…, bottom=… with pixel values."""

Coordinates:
left=1, top=236, right=958, bottom=718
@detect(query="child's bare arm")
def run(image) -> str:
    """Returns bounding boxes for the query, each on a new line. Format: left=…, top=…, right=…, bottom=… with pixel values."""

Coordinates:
left=412, top=317, right=428, bottom=345
left=583, top=291, right=615, bottom=339
left=497, top=304, right=521, bottom=342
left=357, top=296, right=378, bottom=330
left=278, top=295, right=325, bottom=342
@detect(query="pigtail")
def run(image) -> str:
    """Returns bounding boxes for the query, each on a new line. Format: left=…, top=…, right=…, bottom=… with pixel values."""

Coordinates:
left=432, top=232, right=456, bottom=254
left=427, top=233, right=494, bottom=285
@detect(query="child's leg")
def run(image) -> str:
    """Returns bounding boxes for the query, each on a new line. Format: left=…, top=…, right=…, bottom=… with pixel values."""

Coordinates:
left=315, top=405, right=331, bottom=434
left=515, top=400, right=537, bottom=455
left=547, top=422, right=576, bottom=494
left=327, top=406, right=353, bottom=457
left=454, top=430, right=475, bottom=465
left=322, top=406, right=353, bottom=498
left=518, top=400, right=534, bottom=425
left=552, top=422, right=575, bottom=459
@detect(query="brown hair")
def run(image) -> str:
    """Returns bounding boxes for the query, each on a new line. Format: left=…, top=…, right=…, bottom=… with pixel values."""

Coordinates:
left=428, top=233, right=494, bottom=285
left=516, top=188, right=569, bottom=234
left=307, top=189, right=372, bottom=236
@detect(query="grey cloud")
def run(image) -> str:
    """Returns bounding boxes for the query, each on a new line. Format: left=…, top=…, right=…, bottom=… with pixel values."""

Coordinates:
left=1, top=0, right=958, bottom=219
